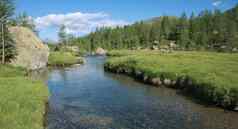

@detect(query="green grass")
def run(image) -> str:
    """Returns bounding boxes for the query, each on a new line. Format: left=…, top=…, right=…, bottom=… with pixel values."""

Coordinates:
left=0, top=65, right=26, bottom=77
left=0, top=65, right=49, bottom=129
left=48, top=51, right=83, bottom=66
left=105, top=50, right=238, bottom=109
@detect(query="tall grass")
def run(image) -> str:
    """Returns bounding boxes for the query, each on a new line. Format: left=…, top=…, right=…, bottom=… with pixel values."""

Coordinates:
left=105, top=50, right=238, bottom=109
left=0, top=65, right=49, bottom=129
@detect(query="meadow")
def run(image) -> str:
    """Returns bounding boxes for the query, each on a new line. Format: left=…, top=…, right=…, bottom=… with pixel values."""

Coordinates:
left=0, top=65, right=49, bottom=129
left=105, top=50, right=238, bottom=109
left=48, top=51, right=84, bottom=67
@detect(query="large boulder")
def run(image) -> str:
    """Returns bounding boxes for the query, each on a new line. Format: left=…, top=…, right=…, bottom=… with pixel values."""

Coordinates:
left=9, top=27, right=49, bottom=70
left=232, top=48, right=237, bottom=52
left=95, top=47, right=107, bottom=55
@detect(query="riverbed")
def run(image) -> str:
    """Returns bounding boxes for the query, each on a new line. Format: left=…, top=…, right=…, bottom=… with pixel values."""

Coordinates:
left=46, top=56, right=238, bottom=129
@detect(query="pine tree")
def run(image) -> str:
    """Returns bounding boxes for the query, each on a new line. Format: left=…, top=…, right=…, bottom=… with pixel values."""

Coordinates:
left=211, top=9, right=225, bottom=49
left=150, top=22, right=160, bottom=44
left=225, top=18, right=238, bottom=49
left=160, top=16, right=170, bottom=40
left=0, top=0, right=15, bottom=63
left=58, top=25, right=67, bottom=45
left=176, top=13, right=190, bottom=49
left=188, top=12, right=197, bottom=48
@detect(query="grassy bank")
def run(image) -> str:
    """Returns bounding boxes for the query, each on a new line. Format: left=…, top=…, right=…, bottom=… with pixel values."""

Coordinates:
left=105, top=50, right=238, bottom=110
left=48, top=52, right=84, bottom=67
left=0, top=65, right=49, bottom=129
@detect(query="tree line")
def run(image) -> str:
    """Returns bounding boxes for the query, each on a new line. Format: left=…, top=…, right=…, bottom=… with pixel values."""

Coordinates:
left=70, top=5, right=238, bottom=52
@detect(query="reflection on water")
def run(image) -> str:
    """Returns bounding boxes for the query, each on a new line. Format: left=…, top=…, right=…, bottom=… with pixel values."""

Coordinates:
left=46, top=56, right=238, bottom=129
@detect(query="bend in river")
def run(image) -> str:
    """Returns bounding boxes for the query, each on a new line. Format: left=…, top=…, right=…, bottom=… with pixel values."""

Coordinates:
left=46, top=56, right=238, bottom=129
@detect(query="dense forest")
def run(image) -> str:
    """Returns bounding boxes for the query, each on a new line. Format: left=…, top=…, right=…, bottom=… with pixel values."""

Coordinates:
left=66, top=5, right=238, bottom=52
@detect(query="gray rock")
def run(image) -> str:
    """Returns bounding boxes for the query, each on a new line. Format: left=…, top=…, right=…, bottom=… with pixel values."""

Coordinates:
left=9, top=27, right=49, bottom=70
left=151, top=45, right=159, bottom=50
left=143, top=75, right=149, bottom=82
left=232, top=48, right=237, bottom=52
left=220, top=45, right=227, bottom=49
left=234, top=106, right=238, bottom=111
left=172, top=80, right=177, bottom=85
left=151, top=78, right=162, bottom=86
left=95, top=47, right=107, bottom=55
left=164, top=79, right=172, bottom=86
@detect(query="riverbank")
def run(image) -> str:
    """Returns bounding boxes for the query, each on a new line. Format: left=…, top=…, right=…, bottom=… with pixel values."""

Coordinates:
left=48, top=52, right=84, bottom=67
left=104, top=50, right=238, bottom=110
left=0, top=65, right=49, bottom=129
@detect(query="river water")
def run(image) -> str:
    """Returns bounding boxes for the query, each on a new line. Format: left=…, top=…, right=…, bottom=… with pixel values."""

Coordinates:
left=46, top=56, right=238, bottom=129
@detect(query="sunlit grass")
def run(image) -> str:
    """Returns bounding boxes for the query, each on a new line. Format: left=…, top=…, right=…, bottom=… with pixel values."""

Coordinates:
left=0, top=65, right=49, bottom=129
left=48, top=51, right=83, bottom=66
left=0, top=65, right=26, bottom=77
left=105, top=50, right=238, bottom=109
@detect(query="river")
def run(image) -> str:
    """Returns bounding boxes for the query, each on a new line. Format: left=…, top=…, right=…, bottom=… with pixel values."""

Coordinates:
left=46, top=56, right=238, bottom=129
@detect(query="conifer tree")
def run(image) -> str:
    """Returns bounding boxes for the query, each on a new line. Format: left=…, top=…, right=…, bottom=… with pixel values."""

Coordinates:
left=0, top=0, right=15, bottom=63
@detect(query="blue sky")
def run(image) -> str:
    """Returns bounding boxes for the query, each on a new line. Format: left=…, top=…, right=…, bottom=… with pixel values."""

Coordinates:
left=15, top=0, right=238, bottom=41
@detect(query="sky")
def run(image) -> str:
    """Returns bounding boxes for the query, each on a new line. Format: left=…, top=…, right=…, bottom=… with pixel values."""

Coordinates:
left=15, top=0, right=238, bottom=41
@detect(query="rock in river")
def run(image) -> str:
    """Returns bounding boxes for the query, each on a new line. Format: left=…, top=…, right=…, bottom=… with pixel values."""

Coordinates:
left=9, top=26, right=49, bottom=70
left=151, top=78, right=162, bottom=86
left=95, top=47, right=107, bottom=55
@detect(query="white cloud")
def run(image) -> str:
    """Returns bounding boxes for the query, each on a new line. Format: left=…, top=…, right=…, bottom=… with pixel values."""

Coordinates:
left=212, top=0, right=222, bottom=7
left=34, top=11, right=130, bottom=37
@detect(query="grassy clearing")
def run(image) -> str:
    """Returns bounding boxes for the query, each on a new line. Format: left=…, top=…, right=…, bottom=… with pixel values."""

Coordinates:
left=0, top=65, right=49, bottom=129
left=105, top=50, right=238, bottom=109
left=48, top=51, right=84, bottom=67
